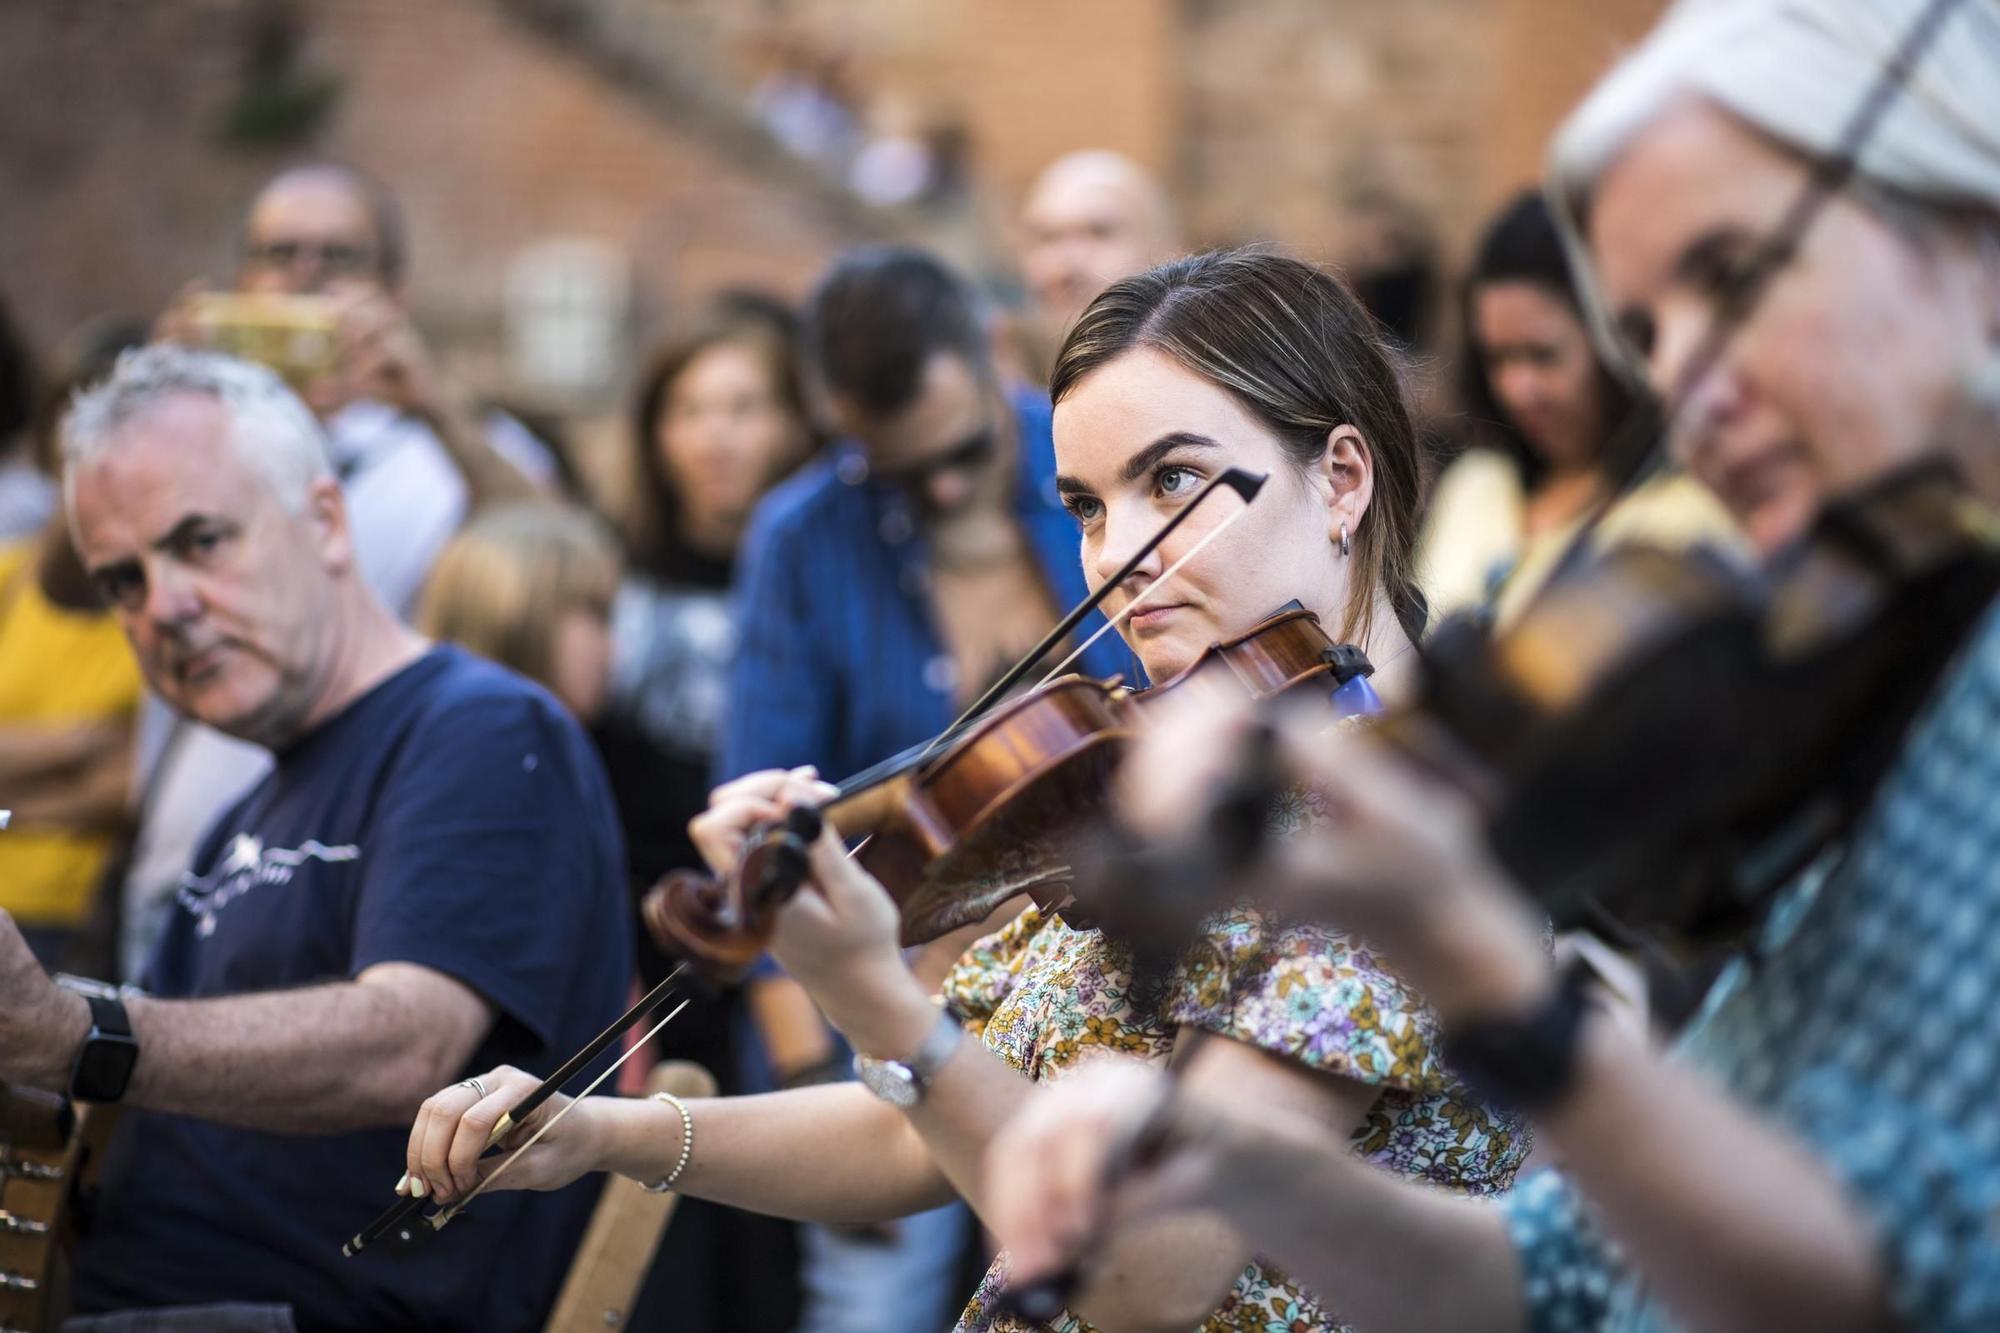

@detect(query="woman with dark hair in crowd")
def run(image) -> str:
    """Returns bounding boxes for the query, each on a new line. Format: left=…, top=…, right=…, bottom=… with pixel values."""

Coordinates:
left=401, top=249, right=1527, bottom=1333
left=588, top=313, right=819, bottom=1332
left=1418, top=189, right=1738, bottom=625
left=597, top=316, right=816, bottom=953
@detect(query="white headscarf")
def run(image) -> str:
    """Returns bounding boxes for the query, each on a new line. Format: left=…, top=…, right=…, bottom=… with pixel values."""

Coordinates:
left=1553, top=0, right=2000, bottom=215
left=1547, top=0, right=2000, bottom=364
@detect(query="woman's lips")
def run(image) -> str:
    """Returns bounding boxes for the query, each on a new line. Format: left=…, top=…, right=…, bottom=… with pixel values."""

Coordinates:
left=1125, top=602, right=1188, bottom=632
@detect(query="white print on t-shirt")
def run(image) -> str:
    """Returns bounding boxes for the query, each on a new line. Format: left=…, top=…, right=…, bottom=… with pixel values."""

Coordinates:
left=173, top=833, right=361, bottom=939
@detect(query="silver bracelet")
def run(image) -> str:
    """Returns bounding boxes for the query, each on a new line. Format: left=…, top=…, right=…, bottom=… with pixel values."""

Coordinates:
left=641, top=1091, right=694, bottom=1193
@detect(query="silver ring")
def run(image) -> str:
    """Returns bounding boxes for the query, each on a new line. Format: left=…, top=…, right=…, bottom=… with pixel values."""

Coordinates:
left=459, top=1076, right=488, bottom=1100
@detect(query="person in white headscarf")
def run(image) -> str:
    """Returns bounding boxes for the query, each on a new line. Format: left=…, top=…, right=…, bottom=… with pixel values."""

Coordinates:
left=972, top=2, right=2000, bottom=1332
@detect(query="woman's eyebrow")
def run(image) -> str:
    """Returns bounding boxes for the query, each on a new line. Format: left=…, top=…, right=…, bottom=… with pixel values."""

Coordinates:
left=1117, top=432, right=1223, bottom=484
left=1056, top=431, right=1223, bottom=497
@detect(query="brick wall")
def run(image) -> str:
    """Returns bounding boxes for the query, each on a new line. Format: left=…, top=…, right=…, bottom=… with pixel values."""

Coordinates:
left=1, top=0, right=1668, bottom=387
left=0, top=0, right=872, bottom=389
left=1176, top=0, right=1667, bottom=263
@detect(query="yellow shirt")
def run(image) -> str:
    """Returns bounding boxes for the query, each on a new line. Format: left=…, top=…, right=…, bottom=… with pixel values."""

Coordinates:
left=0, top=542, right=143, bottom=925
left=1417, top=449, right=1748, bottom=630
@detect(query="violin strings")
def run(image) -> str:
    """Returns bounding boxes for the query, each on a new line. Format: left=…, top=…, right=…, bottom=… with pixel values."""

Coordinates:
left=432, top=998, right=691, bottom=1228
left=910, top=470, right=1262, bottom=770
left=1035, top=500, right=1261, bottom=688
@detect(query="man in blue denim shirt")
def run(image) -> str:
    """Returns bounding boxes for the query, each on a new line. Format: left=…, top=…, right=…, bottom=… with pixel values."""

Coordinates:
left=722, top=248, right=1127, bottom=786
left=718, top=248, right=1126, bottom=1332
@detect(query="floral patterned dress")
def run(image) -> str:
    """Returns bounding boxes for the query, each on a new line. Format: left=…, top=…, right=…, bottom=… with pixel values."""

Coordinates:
left=945, top=786, right=1532, bottom=1333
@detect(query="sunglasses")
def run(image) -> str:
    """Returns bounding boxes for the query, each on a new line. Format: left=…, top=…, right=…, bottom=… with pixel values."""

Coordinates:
left=877, top=428, right=999, bottom=491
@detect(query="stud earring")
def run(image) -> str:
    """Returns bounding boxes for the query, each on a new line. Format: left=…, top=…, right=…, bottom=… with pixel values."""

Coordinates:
left=1339, top=522, right=1352, bottom=558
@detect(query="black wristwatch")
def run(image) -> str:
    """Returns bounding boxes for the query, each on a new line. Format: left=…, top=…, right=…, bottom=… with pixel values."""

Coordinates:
left=68, top=990, right=141, bottom=1104
left=1440, top=963, right=1593, bottom=1115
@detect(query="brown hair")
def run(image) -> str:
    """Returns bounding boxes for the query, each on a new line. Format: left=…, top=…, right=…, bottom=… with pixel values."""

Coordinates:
left=418, top=502, right=621, bottom=693
left=1050, top=249, right=1427, bottom=644
left=630, top=317, right=812, bottom=574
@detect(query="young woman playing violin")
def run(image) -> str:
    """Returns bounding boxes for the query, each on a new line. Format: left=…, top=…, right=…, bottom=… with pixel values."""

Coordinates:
left=982, top=3, right=2000, bottom=1332
left=396, top=250, right=1530, bottom=1332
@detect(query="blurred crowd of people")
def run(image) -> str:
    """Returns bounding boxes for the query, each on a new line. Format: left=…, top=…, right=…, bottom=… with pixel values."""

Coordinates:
left=0, top=130, right=1770, bottom=1333
left=4, top=1, right=1998, bottom=1328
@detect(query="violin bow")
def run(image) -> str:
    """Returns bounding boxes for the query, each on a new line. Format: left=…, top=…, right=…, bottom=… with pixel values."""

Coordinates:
left=343, top=962, right=688, bottom=1256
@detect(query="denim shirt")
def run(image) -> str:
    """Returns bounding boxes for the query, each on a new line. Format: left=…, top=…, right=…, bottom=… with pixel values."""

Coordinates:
left=718, top=388, right=1130, bottom=784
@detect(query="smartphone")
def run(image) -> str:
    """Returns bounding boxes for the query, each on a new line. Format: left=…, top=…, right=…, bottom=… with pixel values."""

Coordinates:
left=188, top=292, right=339, bottom=387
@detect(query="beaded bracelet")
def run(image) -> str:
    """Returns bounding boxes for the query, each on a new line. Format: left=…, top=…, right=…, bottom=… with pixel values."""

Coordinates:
left=641, top=1092, right=694, bottom=1193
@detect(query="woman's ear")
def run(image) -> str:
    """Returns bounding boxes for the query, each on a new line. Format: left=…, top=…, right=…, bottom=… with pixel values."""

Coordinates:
left=1320, top=425, right=1375, bottom=545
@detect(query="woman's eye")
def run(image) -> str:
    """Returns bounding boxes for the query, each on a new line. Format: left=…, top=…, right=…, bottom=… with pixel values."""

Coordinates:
left=1066, top=495, right=1103, bottom=524
left=1156, top=465, right=1200, bottom=498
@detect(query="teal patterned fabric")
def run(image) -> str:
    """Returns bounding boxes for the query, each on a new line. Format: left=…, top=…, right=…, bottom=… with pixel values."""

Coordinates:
left=1503, top=599, right=2000, bottom=1332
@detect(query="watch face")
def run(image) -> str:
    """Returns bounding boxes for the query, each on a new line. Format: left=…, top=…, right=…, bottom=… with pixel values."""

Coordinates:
left=73, top=1034, right=139, bottom=1103
left=857, top=1059, right=919, bottom=1109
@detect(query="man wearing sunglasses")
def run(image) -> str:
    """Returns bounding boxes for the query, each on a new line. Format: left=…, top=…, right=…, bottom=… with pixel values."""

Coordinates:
left=713, top=247, right=1126, bottom=1333
left=724, top=245, right=1125, bottom=789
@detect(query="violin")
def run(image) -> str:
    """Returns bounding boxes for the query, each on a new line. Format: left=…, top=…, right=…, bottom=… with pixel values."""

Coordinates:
left=1409, top=456, right=2000, bottom=940
left=644, top=602, right=1379, bottom=983
left=1073, top=456, right=1999, bottom=967
left=1002, top=482, right=2000, bottom=1327
left=645, top=671, right=1133, bottom=979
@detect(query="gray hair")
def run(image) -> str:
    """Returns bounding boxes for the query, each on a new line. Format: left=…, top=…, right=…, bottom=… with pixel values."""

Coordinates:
left=1548, top=0, right=2000, bottom=358
left=62, top=344, right=333, bottom=514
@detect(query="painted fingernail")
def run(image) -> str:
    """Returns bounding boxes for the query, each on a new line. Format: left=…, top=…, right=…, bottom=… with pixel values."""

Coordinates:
left=395, top=1173, right=410, bottom=1196
left=409, top=1175, right=427, bottom=1198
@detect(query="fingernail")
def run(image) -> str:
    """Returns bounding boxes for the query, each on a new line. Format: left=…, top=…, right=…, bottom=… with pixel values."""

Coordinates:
left=395, top=1173, right=410, bottom=1196
left=409, top=1176, right=427, bottom=1198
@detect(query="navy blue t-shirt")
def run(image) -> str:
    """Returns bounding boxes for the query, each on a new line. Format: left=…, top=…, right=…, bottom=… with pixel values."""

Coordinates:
left=71, top=647, right=632, bottom=1333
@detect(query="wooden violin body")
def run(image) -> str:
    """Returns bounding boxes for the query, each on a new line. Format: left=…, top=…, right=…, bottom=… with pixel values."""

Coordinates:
left=644, top=605, right=1369, bottom=984
left=646, top=675, right=1133, bottom=981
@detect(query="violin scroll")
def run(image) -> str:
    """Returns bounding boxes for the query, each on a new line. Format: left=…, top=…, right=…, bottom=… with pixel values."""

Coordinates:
left=642, top=805, right=825, bottom=985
